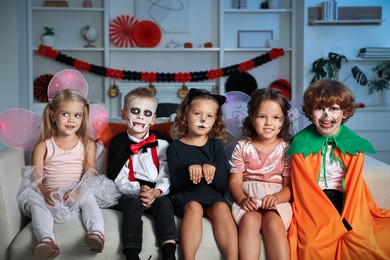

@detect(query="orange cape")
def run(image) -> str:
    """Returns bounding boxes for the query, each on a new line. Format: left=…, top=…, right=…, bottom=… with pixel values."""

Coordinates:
left=288, top=150, right=390, bottom=259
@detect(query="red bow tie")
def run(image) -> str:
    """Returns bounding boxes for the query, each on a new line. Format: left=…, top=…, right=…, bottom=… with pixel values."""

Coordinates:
left=130, top=134, right=157, bottom=154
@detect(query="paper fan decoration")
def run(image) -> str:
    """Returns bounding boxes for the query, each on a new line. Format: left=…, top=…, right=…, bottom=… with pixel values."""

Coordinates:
left=133, top=20, right=162, bottom=48
left=34, top=74, right=53, bottom=102
left=269, top=79, right=291, bottom=100
left=109, top=15, right=139, bottom=48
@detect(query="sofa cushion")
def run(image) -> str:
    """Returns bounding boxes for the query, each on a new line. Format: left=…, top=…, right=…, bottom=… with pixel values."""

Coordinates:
left=10, top=209, right=226, bottom=260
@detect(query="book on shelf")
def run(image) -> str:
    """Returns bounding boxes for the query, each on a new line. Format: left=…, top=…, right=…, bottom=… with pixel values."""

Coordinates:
left=357, top=53, right=390, bottom=59
left=359, top=47, right=390, bottom=53
left=44, top=1, right=68, bottom=7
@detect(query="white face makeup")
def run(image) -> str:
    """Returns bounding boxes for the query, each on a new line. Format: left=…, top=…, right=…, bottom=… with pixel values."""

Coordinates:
left=312, top=104, right=345, bottom=136
left=123, top=98, right=156, bottom=136
left=187, top=99, right=218, bottom=136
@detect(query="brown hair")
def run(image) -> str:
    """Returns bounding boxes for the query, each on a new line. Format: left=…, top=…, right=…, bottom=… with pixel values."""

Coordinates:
left=302, top=79, right=355, bottom=123
left=173, top=90, right=226, bottom=141
left=242, top=88, right=291, bottom=141
left=36, top=89, right=93, bottom=169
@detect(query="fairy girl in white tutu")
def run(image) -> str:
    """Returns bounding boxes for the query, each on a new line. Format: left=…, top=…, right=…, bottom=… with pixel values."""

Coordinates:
left=9, top=69, right=120, bottom=259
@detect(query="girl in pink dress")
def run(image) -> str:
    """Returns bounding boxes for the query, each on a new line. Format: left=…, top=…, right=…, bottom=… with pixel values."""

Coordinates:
left=16, top=88, right=118, bottom=259
left=229, top=88, right=292, bottom=260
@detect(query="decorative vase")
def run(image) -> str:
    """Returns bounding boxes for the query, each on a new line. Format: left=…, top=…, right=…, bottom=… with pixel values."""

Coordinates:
left=41, top=35, right=55, bottom=47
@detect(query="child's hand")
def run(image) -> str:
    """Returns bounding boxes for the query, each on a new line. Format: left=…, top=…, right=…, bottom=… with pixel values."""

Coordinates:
left=139, top=185, right=161, bottom=208
left=43, top=190, right=55, bottom=206
left=261, top=194, right=278, bottom=209
left=239, top=196, right=258, bottom=211
left=63, top=189, right=78, bottom=206
left=202, top=164, right=215, bottom=184
left=189, top=165, right=203, bottom=184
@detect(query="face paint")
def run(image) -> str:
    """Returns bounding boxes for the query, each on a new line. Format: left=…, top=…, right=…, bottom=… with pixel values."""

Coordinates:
left=312, top=104, right=344, bottom=136
left=124, top=98, right=156, bottom=135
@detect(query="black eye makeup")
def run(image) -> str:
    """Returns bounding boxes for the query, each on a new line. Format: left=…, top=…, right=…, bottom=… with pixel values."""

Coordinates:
left=144, top=110, right=153, bottom=117
left=130, top=108, right=140, bottom=115
left=129, top=107, right=153, bottom=117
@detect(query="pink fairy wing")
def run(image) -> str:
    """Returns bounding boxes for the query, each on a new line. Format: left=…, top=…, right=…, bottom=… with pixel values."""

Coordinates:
left=221, top=91, right=250, bottom=138
left=0, top=108, right=41, bottom=151
left=88, top=104, right=109, bottom=140
left=47, top=69, right=88, bottom=100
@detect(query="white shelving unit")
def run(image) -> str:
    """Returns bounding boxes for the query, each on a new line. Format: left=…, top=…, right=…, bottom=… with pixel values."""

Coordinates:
left=219, top=0, right=296, bottom=96
left=27, top=0, right=297, bottom=118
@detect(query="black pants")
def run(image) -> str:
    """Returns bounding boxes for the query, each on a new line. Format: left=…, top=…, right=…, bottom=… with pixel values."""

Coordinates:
left=323, top=189, right=343, bottom=214
left=113, top=194, right=178, bottom=252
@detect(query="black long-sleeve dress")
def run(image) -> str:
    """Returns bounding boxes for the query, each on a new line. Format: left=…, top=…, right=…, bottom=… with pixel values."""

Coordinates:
left=166, top=138, right=230, bottom=217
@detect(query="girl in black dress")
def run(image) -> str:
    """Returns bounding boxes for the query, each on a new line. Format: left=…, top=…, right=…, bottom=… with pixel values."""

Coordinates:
left=166, top=88, right=238, bottom=260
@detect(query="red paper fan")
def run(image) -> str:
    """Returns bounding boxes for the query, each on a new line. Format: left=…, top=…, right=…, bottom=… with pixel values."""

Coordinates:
left=34, top=74, right=53, bottom=102
left=133, top=20, right=162, bottom=48
left=109, top=15, right=139, bottom=47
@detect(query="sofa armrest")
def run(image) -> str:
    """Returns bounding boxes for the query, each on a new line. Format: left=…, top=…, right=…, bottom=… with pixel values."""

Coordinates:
left=0, top=148, right=29, bottom=260
left=363, top=155, right=390, bottom=209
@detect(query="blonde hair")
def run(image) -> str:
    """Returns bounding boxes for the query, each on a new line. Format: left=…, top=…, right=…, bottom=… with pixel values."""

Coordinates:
left=35, top=89, right=93, bottom=169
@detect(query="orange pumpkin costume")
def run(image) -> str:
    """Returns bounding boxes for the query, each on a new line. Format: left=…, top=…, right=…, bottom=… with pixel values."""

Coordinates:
left=287, top=124, right=390, bottom=260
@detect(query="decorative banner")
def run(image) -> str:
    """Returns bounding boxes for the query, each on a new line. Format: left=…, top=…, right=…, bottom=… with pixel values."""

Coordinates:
left=37, top=45, right=285, bottom=84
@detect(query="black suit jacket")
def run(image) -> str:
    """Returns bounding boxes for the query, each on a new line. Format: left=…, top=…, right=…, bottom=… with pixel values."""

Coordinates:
left=106, top=130, right=172, bottom=182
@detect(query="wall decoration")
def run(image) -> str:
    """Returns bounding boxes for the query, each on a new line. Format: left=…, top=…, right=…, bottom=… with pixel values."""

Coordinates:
left=132, top=20, right=162, bottom=48
left=37, top=45, right=285, bottom=84
left=238, top=30, right=273, bottom=48
left=109, top=15, right=139, bottom=47
left=33, top=74, right=53, bottom=102
left=135, top=0, right=190, bottom=33
left=81, top=25, right=99, bottom=47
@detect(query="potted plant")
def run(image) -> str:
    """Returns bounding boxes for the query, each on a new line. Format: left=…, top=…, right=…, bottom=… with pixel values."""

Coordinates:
left=41, top=27, right=55, bottom=47
left=367, top=61, right=390, bottom=94
left=310, top=52, right=347, bottom=83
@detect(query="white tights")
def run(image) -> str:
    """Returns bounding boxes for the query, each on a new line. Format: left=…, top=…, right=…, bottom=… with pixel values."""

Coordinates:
left=30, top=193, right=104, bottom=242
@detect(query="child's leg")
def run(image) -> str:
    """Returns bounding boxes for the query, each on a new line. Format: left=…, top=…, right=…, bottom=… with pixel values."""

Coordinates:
left=79, top=193, right=104, bottom=234
left=30, top=204, right=55, bottom=241
left=261, top=210, right=289, bottom=260
left=149, top=196, right=178, bottom=259
left=113, top=195, right=144, bottom=260
left=181, top=201, right=204, bottom=260
left=237, top=211, right=262, bottom=260
left=205, top=202, right=238, bottom=260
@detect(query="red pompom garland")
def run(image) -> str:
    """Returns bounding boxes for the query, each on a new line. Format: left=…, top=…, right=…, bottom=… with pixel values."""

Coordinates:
left=37, top=45, right=285, bottom=83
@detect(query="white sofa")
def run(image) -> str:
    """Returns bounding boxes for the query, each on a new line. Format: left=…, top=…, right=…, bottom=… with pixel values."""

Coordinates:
left=1, top=148, right=390, bottom=260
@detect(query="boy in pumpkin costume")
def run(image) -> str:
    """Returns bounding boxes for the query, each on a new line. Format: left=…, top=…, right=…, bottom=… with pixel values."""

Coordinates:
left=287, top=79, right=390, bottom=259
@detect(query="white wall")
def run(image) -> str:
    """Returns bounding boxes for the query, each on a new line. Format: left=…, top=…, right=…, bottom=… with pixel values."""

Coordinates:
left=0, top=1, right=21, bottom=151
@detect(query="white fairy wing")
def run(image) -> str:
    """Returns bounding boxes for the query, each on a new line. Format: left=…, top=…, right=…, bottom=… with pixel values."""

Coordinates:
left=222, top=91, right=250, bottom=138
left=288, top=97, right=311, bottom=135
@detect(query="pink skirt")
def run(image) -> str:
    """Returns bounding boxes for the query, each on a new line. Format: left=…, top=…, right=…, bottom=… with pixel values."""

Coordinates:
left=231, top=180, right=292, bottom=231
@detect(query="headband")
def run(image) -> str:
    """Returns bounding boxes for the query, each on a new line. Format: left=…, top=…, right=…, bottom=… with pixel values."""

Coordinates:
left=187, top=88, right=226, bottom=106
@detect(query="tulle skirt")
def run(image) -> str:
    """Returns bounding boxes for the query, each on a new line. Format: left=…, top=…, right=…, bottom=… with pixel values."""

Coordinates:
left=231, top=180, right=292, bottom=231
left=17, top=165, right=120, bottom=223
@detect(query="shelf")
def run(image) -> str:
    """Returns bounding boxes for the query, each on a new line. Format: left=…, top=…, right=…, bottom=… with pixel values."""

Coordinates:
left=224, top=9, right=292, bottom=14
left=308, top=6, right=382, bottom=26
left=33, top=47, right=105, bottom=51
left=224, top=47, right=292, bottom=52
left=309, top=19, right=383, bottom=26
left=32, top=7, right=104, bottom=12
left=109, top=47, right=220, bottom=52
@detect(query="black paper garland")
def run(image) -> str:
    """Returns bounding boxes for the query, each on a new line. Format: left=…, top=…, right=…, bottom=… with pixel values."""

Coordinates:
left=37, top=45, right=285, bottom=84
